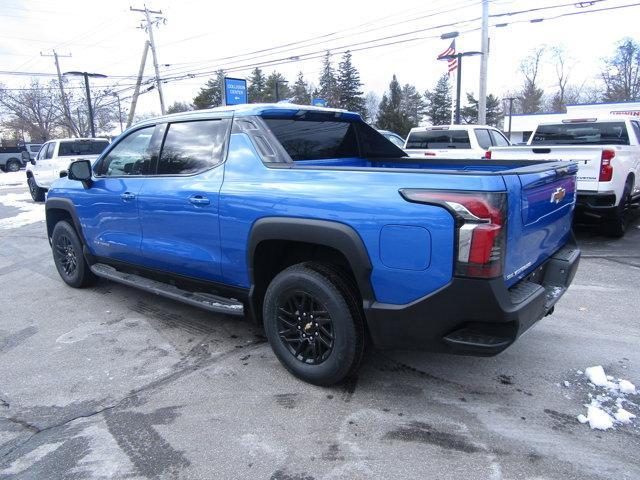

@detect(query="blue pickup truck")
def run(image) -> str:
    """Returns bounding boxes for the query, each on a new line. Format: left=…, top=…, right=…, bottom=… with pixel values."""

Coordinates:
left=45, top=104, right=580, bottom=385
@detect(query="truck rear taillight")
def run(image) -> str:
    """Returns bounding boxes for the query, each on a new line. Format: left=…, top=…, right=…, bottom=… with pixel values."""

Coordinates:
left=484, top=150, right=492, bottom=159
left=399, top=189, right=507, bottom=279
left=599, top=149, right=614, bottom=182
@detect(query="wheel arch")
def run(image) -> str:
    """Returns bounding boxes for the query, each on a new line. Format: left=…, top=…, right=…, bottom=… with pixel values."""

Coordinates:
left=45, top=198, right=86, bottom=247
left=247, top=217, right=375, bottom=324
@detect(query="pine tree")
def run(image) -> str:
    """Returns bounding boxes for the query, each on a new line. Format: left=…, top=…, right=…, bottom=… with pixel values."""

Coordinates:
left=192, top=69, right=225, bottom=109
left=248, top=67, right=267, bottom=103
left=518, top=80, right=544, bottom=113
left=400, top=84, right=425, bottom=128
left=336, top=51, right=365, bottom=114
left=377, top=75, right=414, bottom=136
left=460, top=93, right=502, bottom=126
left=424, top=74, right=452, bottom=125
left=263, top=71, right=291, bottom=102
left=318, top=51, right=339, bottom=107
left=291, top=72, right=311, bottom=105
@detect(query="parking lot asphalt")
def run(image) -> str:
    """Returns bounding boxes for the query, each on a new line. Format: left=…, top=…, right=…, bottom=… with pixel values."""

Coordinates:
left=0, top=178, right=639, bottom=480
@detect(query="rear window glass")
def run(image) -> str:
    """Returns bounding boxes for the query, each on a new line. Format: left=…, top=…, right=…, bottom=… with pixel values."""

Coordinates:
left=264, top=118, right=359, bottom=160
left=405, top=130, right=471, bottom=149
left=58, top=140, right=109, bottom=156
left=531, top=122, right=630, bottom=145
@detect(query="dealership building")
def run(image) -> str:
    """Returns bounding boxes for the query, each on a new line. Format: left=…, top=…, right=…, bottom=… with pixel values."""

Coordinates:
left=502, top=100, right=640, bottom=144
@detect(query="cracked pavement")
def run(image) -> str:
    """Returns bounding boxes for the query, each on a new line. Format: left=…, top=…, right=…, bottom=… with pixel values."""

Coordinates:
left=0, top=181, right=639, bottom=479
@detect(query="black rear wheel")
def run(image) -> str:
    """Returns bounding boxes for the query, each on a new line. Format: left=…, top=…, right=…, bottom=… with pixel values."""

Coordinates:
left=51, top=221, right=96, bottom=288
left=263, top=262, right=364, bottom=385
left=6, top=159, right=20, bottom=172
left=602, top=181, right=632, bottom=238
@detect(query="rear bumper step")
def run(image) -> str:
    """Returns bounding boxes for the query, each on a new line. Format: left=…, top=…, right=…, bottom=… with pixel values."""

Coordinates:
left=90, top=263, right=244, bottom=316
left=364, top=239, right=580, bottom=355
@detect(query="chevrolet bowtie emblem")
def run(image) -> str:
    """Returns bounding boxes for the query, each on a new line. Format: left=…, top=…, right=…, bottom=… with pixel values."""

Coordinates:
left=550, top=187, right=566, bottom=204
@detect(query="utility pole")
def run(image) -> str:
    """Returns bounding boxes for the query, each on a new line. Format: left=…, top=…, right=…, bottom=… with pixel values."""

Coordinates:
left=478, top=0, right=489, bottom=125
left=131, top=5, right=166, bottom=115
left=127, top=41, right=150, bottom=128
left=41, top=50, right=74, bottom=135
left=64, top=71, right=107, bottom=138
left=112, top=93, right=124, bottom=133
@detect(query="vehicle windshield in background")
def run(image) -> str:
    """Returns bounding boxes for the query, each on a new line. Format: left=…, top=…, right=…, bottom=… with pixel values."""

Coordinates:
left=405, top=130, right=472, bottom=149
left=58, top=140, right=109, bottom=157
left=531, top=122, right=630, bottom=145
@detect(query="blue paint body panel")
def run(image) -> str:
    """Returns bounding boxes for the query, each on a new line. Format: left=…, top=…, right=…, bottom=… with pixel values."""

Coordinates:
left=47, top=103, right=578, bottom=306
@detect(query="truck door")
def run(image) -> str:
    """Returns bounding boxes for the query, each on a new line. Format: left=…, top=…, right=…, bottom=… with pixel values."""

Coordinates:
left=137, top=118, right=230, bottom=282
left=73, top=125, right=160, bottom=263
left=32, top=142, right=54, bottom=185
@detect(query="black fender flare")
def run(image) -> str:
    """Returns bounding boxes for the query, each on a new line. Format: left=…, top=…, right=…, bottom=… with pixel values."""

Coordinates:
left=45, top=198, right=88, bottom=248
left=247, top=217, right=375, bottom=304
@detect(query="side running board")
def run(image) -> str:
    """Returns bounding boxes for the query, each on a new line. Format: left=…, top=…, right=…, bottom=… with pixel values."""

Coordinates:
left=90, top=263, right=244, bottom=316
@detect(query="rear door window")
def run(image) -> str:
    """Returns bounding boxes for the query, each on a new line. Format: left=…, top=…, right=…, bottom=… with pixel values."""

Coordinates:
left=489, top=129, right=510, bottom=146
left=157, top=119, right=229, bottom=175
left=405, top=130, right=471, bottom=149
left=531, top=122, right=630, bottom=145
left=631, top=121, right=640, bottom=143
left=58, top=140, right=109, bottom=156
left=475, top=129, right=492, bottom=149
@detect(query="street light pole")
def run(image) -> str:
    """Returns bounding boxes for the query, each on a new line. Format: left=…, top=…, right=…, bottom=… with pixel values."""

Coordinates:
left=440, top=51, right=483, bottom=125
left=64, top=71, right=107, bottom=138
left=275, top=80, right=288, bottom=102
left=506, top=97, right=516, bottom=139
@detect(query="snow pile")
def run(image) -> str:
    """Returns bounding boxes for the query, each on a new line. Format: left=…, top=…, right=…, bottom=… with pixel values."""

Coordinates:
left=0, top=192, right=45, bottom=229
left=575, top=365, right=638, bottom=431
left=0, top=171, right=26, bottom=189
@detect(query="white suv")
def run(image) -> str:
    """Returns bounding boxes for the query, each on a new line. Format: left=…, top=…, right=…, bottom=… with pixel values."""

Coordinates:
left=404, top=125, right=510, bottom=159
left=26, top=138, right=109, bottom=201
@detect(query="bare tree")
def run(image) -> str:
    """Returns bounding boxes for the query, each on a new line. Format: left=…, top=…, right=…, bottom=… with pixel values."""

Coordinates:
left=518, top=47, right=545, bottom=113
left=549, top=46, right=573, bottom=112
left=0, top=80, right=64, bottom=142
left=363, top=91, right=380, bottom=125
left=601, top=38, right=640, bottom=102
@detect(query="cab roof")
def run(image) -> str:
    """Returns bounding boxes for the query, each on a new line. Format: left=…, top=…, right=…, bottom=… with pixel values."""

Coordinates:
left=135, top=103, right=360, bottom=128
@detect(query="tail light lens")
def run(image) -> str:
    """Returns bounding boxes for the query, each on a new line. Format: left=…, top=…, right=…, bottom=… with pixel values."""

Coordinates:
left=599, top=149, right=614, bottom=182
left=400, top=189, right=507, bottom=278
left=484, top=150, right=492, bottom=159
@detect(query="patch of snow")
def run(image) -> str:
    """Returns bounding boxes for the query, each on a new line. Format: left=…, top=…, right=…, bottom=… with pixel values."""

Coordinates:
left=619, top=380, right=636, bottom=394
left=585, top=365, right=615, bottom=388
left=563, top=381, right=570, bottom=388
left=614, top=408, right=636, bottom=424
left=0, top=191, right=45, bottom=229
left=0, top=171, right=26, bottom=189
left=581, top=405, right=614, bottom=430
left=573, top=365, right=639, bottom=431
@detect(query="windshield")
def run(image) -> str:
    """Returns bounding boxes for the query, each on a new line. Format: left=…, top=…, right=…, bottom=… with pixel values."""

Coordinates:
left=58, top=140, right=109, bottom=157
left=531, top=122, right=630, bottom=145
left=405, top=130, right=471, bottom=149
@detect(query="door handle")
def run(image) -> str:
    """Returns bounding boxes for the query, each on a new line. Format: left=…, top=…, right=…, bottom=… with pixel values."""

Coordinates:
left=188, top=195, right=210, bottom=206
left=121, top=192, right=136, bottom=201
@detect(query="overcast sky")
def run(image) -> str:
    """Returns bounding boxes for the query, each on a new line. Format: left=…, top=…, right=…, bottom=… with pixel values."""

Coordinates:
left=1, top=0, right=639, bottom=119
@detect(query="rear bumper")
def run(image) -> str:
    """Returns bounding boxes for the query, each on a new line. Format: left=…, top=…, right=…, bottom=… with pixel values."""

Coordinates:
left=364, top=240, right=580, bottom=355
left=576, top=190, right=617, bottom=212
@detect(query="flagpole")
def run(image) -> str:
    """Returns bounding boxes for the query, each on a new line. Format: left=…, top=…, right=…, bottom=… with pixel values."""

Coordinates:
left=450, top=70, right=456, bottom=125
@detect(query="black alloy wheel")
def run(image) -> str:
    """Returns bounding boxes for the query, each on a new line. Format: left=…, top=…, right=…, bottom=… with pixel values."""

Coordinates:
left=54, top=233, right=78, bottom=277
left=276, top=290, right=335, bottom=365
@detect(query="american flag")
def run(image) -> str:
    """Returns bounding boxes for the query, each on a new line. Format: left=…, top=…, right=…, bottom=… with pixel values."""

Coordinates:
left=437, top=39, right=457, bottom=75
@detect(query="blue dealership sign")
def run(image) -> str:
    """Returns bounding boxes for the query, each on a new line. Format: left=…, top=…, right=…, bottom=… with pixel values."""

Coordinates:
left=224, top=77, right=247, bottom=105
left=312, top=98, right=327, bottom=107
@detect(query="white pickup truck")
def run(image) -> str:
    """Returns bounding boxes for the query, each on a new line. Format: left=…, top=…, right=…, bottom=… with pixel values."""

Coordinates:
left=26, top=137, right=109, bottom=201
left=404, top=124, right=510, bottom=159
left=490, top=117, right=640, bottom=237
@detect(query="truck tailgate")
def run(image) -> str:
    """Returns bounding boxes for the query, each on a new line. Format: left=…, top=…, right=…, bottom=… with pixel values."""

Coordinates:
left=491, top=146, right=602, bottom=191
left=503, top=162, right=577, bottom=286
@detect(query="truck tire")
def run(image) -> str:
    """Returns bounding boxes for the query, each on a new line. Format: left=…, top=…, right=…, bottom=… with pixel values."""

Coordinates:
left=602, top=180, right=632, bottom=238
left=263, top=262, right=364, bottom=386
left=51, top=220, right=96, bottom=288
left=6, top=159, right=20, bottom=172
left=28, top=177, right=45, bottom=202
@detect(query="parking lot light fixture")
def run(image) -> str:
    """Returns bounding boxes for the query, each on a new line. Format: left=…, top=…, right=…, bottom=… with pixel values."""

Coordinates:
left=63, top=71, right=107, bottom=138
